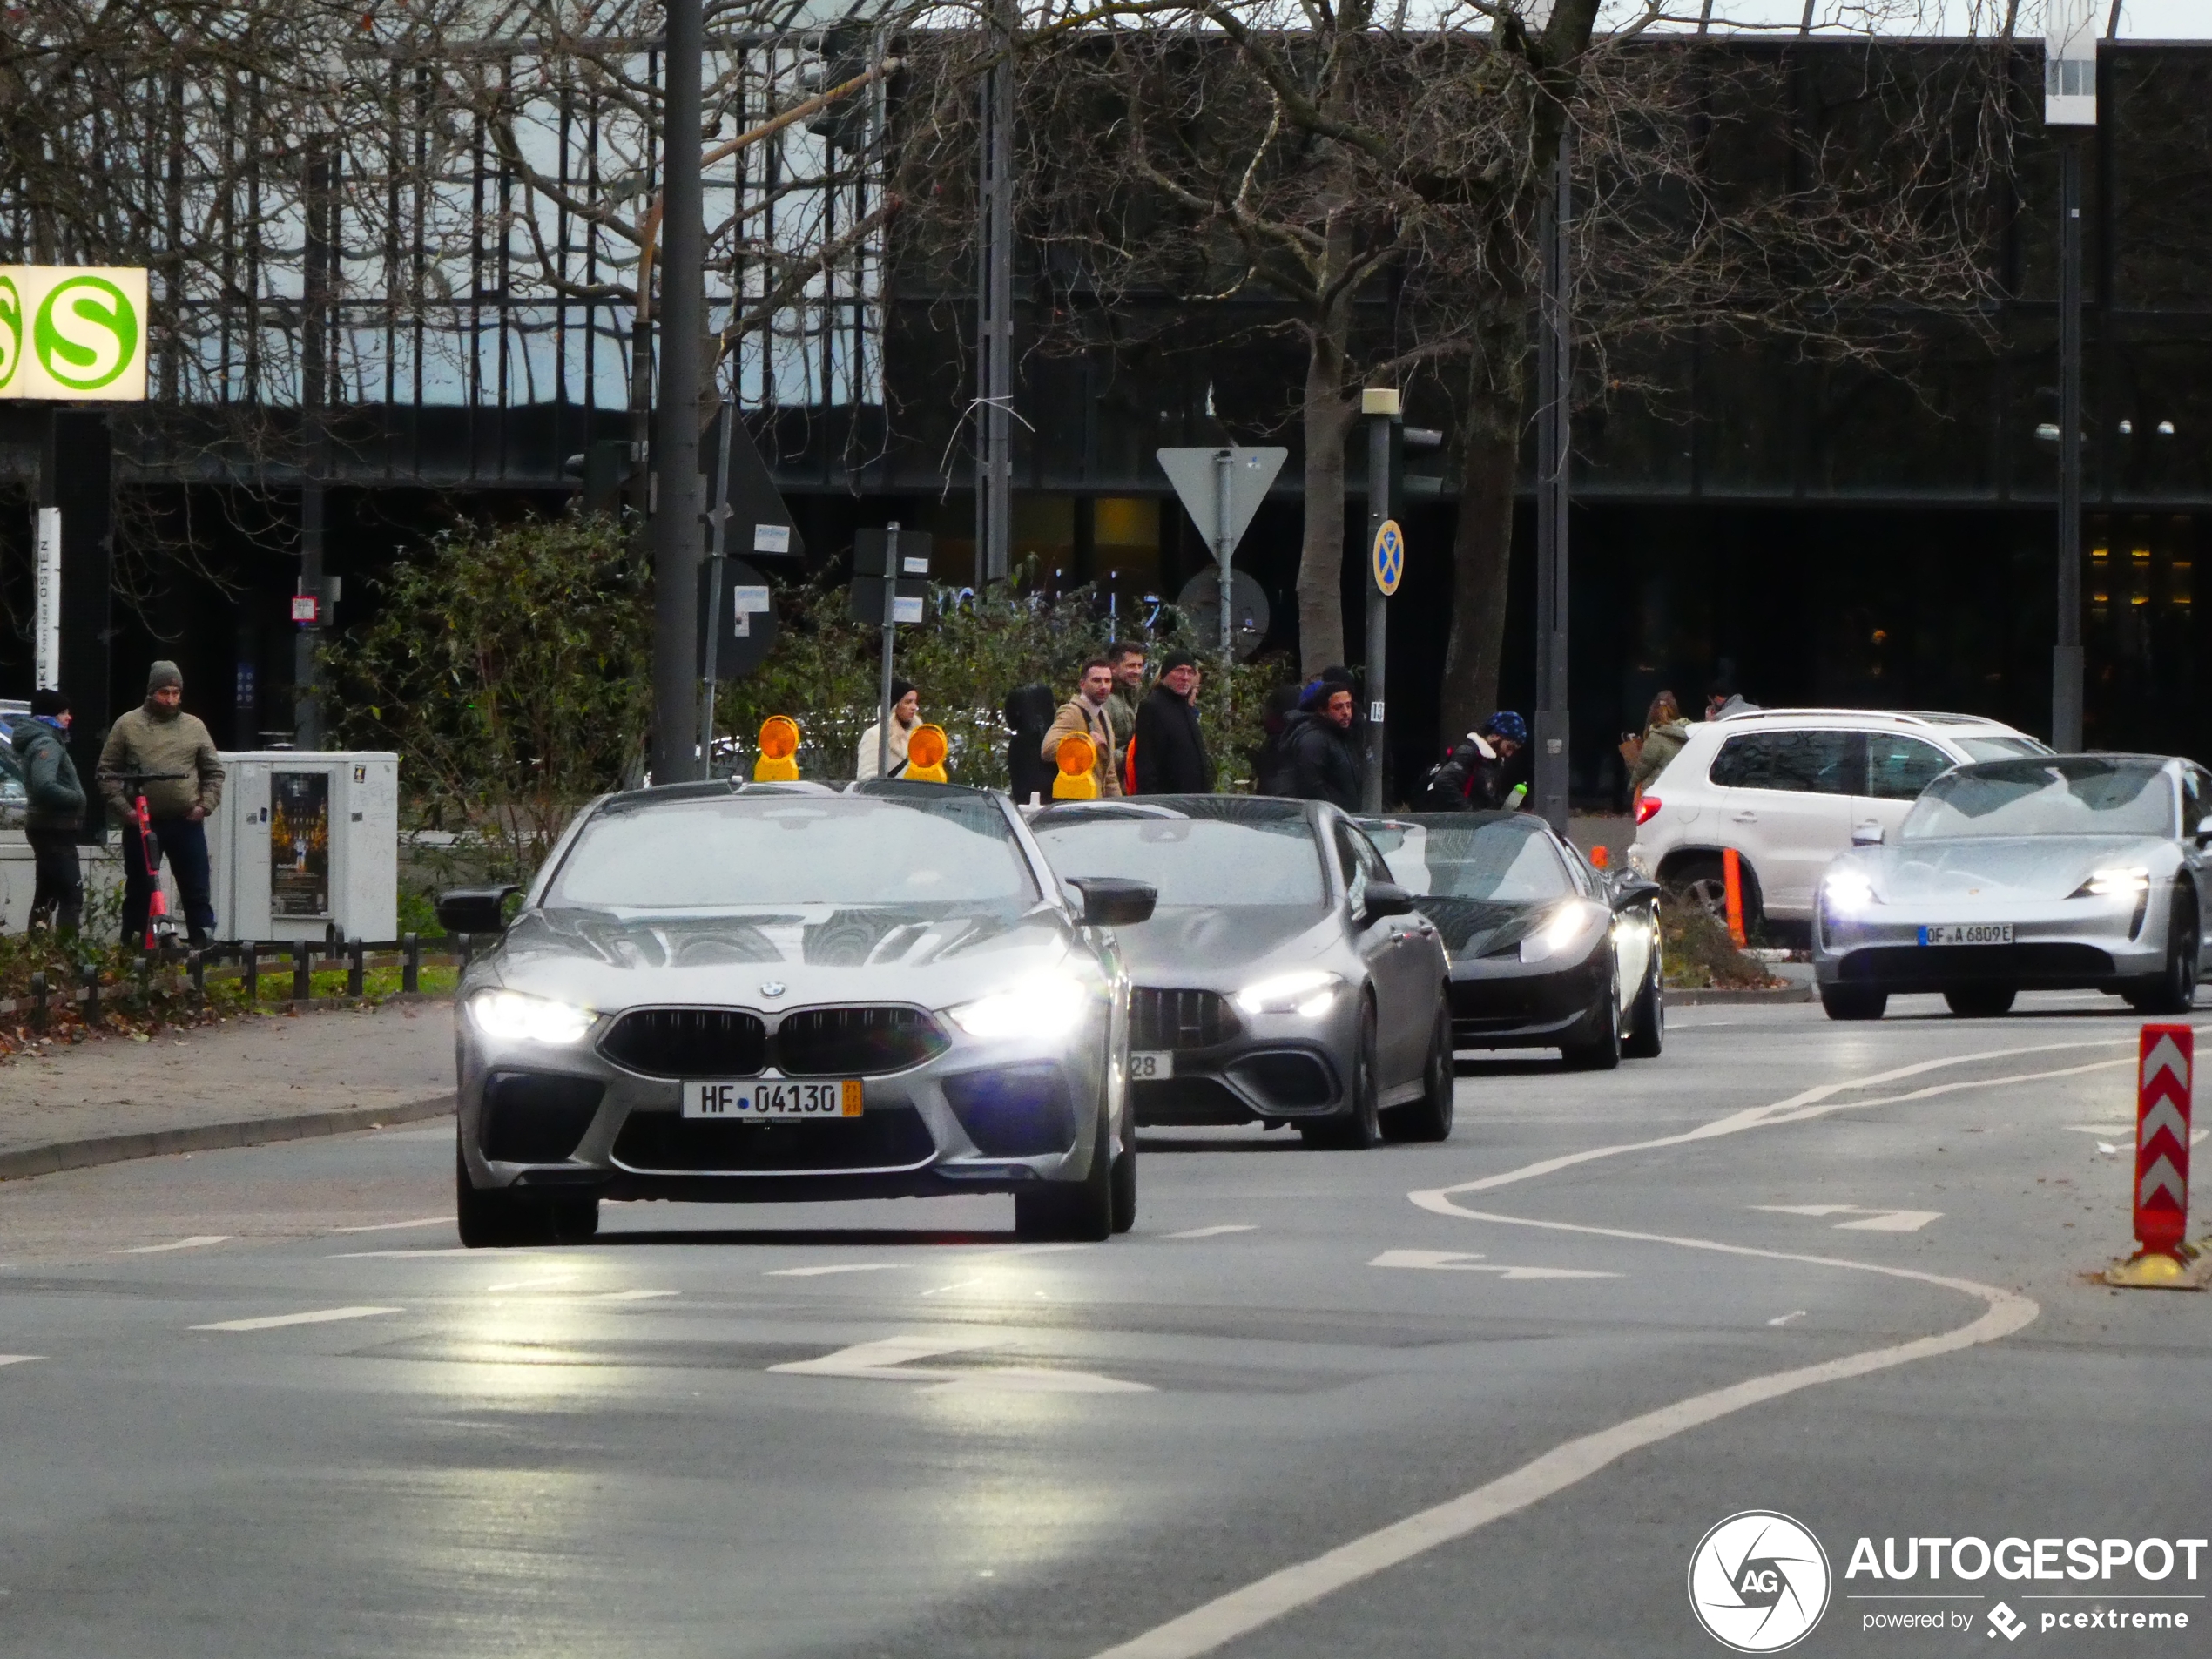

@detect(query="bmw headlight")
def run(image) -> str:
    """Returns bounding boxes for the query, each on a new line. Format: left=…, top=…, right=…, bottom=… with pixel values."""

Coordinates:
left=1232, top=970, right=1344, bottom=1018
left=949, top=974, right=1091, bottom=1040
left=1520, top=902, right=1607, bottom=964
left=1822, top=870, right=1877, bottom=914
left=2074, top=866, right=2150, bottom=898
left=467, top=988, right=596, bottom=1045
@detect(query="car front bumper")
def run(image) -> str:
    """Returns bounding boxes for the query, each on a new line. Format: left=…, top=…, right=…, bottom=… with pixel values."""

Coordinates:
left=1813, top=893, right=2166, bottom=993
left=1124, top=984, right=1356, bottom=1126
left=1443, top=948, right=1611, bottom=1049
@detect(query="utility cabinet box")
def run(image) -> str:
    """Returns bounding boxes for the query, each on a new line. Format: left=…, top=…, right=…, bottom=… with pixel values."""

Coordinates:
left=208, top=752, right=399, bottom=941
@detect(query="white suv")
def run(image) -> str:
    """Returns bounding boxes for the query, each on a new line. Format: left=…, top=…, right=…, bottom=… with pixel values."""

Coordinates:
left=1629, top=710, right=2050, bottom=928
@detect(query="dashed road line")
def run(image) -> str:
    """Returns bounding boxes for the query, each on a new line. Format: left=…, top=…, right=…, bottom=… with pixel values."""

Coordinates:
left=192, top=1305, right=403, bottom=1333
left=1369, top=1249, right=1619, bottom=1281
left=765, top=1263, right=906, bottom=1278
left=329, top=1217, right=451, bottom=1234
left=0, top=1354, right=44, bottom=1367
left=112, top=1235, right=232, bottom=1254
left=1163, top=1225, right=1258, bottom=1239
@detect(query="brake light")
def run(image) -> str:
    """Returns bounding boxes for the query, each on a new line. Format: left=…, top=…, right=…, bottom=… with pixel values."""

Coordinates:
left=1635, top=794, right=1662, bottom=826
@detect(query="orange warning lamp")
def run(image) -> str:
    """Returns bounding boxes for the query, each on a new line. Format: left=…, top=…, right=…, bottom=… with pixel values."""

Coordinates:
left=906, top=723, right=950, bottom=784
left=1589, top=844, right=1609, bottom=870
left=754, top=716, right=801, bottom=781
left=1052, top=732, right=1099, bottom=799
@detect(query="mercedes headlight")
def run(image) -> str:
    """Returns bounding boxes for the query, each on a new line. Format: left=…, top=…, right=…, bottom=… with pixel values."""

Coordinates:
left=468, top=988, right=596, bottom=1045
left=1232, top=970, right=1343, bottom=1018
left=949, top=974, right=1090, bottom=1040
left=1520, top=902, right=1607, bottom=964
left=1822, top=870, right=1877, bottom=915
left=2074, top=866, right=2150, bottom=898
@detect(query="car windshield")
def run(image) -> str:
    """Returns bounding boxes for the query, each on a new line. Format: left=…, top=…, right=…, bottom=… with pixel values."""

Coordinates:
left=1031, top=801, right=1327, bottom=908
left=1953, top=735, right=2049, bottom=764
left=1900, top=759, right=2175, bottom=841
left=543, top=792, right=1039, bottom=912
left=1363, top=818, right=1574, bottom=901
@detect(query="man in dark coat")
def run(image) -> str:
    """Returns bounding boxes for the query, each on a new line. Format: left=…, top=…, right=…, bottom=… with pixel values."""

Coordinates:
left=1280, top=679, right=1362, bottom=812
left=1003, top=683, right=1058, bottom=804
left=11, top=687, right=86, bottom=934
left=1131, top=650, right=1214, bottom=794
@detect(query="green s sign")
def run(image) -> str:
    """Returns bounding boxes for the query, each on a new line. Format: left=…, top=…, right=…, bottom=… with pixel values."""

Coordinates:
left=0, top=275, right=20, bottom=393
left=34, top=274, right=140, bottom=392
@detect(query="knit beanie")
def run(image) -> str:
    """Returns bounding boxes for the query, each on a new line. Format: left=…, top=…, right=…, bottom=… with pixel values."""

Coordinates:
left=146, top=661, right=184, bottom=694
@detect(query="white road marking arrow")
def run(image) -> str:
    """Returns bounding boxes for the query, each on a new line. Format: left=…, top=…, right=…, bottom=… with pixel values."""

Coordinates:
left=2139, top=1098, right=2191, bottom=1151
left=2141, top=1034, right=2191, bottom=1092
left=769, top=1332, right=1151, bottom=1393
left=1751, top=1204, right=1942, bottom=1233
left=2138, top=1155, right=2187, bottom=1209
left=192, top=1305, right=402, bottom=1333
left=1367, top=1250, right=1620, bottom=1280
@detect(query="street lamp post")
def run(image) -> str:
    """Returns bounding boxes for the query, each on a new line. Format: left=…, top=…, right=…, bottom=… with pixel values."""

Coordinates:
left=974, top=0, right=1015, bottom=588
left=2047, top=0, right=2097, bottom=752
left=651, top=0, right=706, bottom=781
left=1533, top=128, right=1572, bottom=836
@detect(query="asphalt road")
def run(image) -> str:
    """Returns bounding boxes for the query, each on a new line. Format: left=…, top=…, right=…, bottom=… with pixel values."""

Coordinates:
left=2, top=993, right=2208, bottom=1658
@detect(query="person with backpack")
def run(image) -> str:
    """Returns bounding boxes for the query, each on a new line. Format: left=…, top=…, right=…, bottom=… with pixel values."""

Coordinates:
left=12, top=687, right=86, bottom=934
left=1420, top=711, right=1530, bottom=812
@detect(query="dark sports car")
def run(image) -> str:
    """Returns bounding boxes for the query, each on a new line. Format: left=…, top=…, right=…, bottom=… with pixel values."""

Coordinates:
left=1359, top=813, right=1663, bottom=1069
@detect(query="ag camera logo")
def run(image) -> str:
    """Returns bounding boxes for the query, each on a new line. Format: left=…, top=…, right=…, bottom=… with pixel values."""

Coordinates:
left=1689, top=1511, right=1831, bottom=1652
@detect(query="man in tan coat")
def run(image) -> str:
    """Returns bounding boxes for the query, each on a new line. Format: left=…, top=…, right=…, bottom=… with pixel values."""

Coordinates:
left=1041, top=658, right=1123, bottom=798
left=97, top=660, right=226, bottom=946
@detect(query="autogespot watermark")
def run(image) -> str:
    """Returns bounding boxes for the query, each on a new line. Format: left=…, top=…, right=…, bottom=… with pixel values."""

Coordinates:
left=1690, top=1515, right=2208, bottom=1648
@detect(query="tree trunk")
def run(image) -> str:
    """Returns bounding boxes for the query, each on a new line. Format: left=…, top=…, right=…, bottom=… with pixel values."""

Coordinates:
left=1296, top=323, right=1355, bottom=677
left=1440, top=368, right=1522, bottom=745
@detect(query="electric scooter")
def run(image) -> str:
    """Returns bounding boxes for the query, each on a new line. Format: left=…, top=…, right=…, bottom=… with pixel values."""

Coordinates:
left=107, top=769, right=192, bottom=950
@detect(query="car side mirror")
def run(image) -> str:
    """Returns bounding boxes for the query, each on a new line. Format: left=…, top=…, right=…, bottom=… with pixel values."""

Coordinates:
left=1069, top=876, right=1157, bottom=927
left=1362, top=881, right=1417, bottom=922
left=1609, top=877, right=1662, bottom=910
left=437, top=885, right=521, bottom=935
left=1851, top=821, right=1885, bottom=847
left=2196, top=815, right=2212, bottom=847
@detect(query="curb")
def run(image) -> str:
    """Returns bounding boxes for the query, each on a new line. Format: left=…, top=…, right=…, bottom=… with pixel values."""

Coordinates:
left=1667, top=985, right=1814, bottom=1007
left=0, top=1093, right=455, bottom=1183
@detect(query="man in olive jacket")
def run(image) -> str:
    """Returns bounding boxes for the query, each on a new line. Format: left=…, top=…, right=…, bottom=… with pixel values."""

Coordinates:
left=11, top=688, right=86, bottom=934
left=96, top=660, right=226, bottom=946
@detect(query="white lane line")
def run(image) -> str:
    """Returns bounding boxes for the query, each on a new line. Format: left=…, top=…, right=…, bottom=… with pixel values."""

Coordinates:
left=330, top=1217, right=450, bottom=1234
left=191, top=1305, right=403, bottom=1333
left=0, top=1354, right=44, bottom=1367
left=1368, top=1249, right=1619, bottom=1281
left=765, top=1263, right=907, bottom=1278
left=920, top=1278, right=991, bottom=1297
left=576, top=1289, right=678, bottom=1303
left=112, top=1235, right=232, bottom=1255
left=483, top=1274, right=581, bottom=1293
left=329, top=1248, right=482, bottom=1258
left=1163, top=1225, right=1258, bottom=1239
left=1750, top=1205, right=1944, bottom=1233
left=1092, top=1210, right=2036, bottom=1659
left=770, top=1333, right=1150, bottom=1393
left=1766, top=1311, right=1808, bottom=1326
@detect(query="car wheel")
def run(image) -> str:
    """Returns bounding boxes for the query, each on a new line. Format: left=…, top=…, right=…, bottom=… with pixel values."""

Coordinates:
left=2125, top=893, right=2198, bottom=1015
left=1559, top=968, right=1622, bottom=1071
left=1109, top=1112, right=1137, bottom=1234
left=1669, top=855, right=1760, bottom=934
left=455, top=1136, right=557, bottom=1248
left=1819, top=984, right=1888, bottom=1021
left=1303, top=998, right=1381, bottom=1150
left=1015, top=1108, right=1114, bottom=1242
left=1382, top=997, right=1454, bottom=1143
left=1622, top=938, right=1665, bottom=1059
left=1943, top=985, right=2017, bottom=1017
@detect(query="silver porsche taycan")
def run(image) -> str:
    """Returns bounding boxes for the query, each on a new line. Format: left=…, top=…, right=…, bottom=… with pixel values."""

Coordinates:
left=439, top=779, right=1155, bottom=1246
left=1027, top=796, right=1453, bottom=1147
left=1813, top=753, right=2212, bottom=1019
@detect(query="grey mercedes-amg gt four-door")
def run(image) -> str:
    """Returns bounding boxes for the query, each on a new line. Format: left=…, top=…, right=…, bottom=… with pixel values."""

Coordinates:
left=439, top=779, right=1155, bottom=1246
left=1028, top=796, right=1453, bottom=1147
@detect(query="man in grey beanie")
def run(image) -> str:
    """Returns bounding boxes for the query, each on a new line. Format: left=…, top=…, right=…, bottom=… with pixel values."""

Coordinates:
left=96, top=660, right=225, bottom=947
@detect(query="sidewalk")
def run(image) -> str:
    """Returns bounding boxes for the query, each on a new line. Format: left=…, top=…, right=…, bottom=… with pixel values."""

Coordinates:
left=0, top=1001, right=455, bottom=1179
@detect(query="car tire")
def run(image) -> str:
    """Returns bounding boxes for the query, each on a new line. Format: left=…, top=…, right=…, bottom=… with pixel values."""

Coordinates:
left=1559, top=967, right=1622, bottom=1071
left=1943, top=985, right=2017, bottom=1017
left=1622, top=935, right=1665, bottom=1059
left=1109, top=1114, right=1137, bottom=1234
left=1819, top=984, right=1888, bottom=1021
left=1382, top=998, right=1455, bottom=1143
left=1015, top=1109, right=1115, bottom=1242
left=455, top=1137, right=558, bottom=1248
left=2125, top=893, right=2199, bottom=1015
left=1303, top=999, right=1381, bottom=1150
left=1669, top=855, right=1761, bottom=935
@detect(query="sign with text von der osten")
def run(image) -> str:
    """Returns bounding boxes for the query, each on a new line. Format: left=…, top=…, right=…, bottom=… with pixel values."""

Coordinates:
left=0, top=266, right=150, bottom=401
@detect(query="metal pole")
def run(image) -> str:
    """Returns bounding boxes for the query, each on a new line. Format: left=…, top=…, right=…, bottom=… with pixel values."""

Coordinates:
left=974, top=5, right=1014, bottom=588
left=1533, top=130, right=1573, bottom=835
left=1213, top=448, right=1233, bottom=659
left=878, top=523, right=900, bottom=779
left=1363, top=411, right=1391, bottom=814
left=699, top=406, right=736, bottom=773
left=295, top=149, right=330, bottom=748
left=651, top=0, right=705, bottom=784
left=2053, top=132, right=2085, bottom=752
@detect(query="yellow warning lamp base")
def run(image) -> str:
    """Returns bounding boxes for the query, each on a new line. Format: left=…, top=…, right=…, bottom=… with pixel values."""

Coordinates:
left=2101, top=1240, right=2209, bottom=1291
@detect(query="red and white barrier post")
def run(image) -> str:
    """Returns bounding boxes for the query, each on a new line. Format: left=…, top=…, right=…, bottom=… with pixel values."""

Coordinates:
left=2106, top=1023, right=2200, bottom=1288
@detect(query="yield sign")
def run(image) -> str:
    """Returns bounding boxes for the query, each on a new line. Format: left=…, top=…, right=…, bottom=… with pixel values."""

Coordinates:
left=1157, top=445, right=1287, bottom=556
